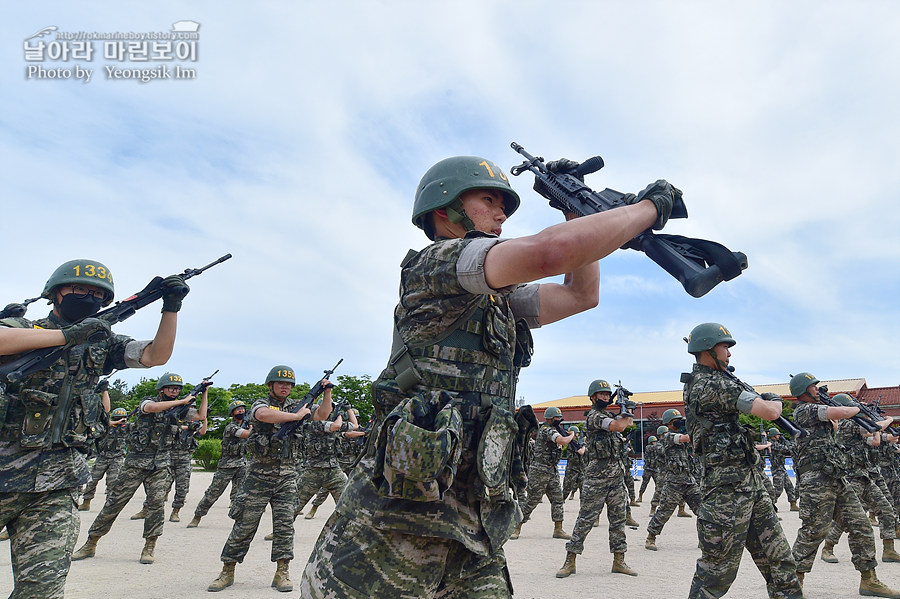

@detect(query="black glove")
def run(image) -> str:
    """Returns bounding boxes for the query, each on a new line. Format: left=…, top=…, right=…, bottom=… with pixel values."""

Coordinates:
left=761, top=392, right=782, bottom=403
left=95, top=378, right=110, bottom=393
left=1, top=303, right=27, bottom=318
left=628, top=179, right=682, bottom=230
left=62, top=318, right=111, bottom=346
left=543, top=159, right=584, bottom=211
left=161, top=275, right=190, bottom=313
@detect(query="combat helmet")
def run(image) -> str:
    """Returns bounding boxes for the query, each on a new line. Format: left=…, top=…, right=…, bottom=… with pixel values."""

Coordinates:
left=412, top=156, right=520, bottom=240
left=41, top=259, right=115, bottom=306
left=228, top=400, right=246, bottom=415
left=544, top=406, right=563, bottom=421
left=588, top=379, right=612, bottom=396
left=789, top=372, right=819, bottom=398
left=686, top=323, right=735, bottom=353
left=110, top=407, right=128, bottom=419
left=156, top=372, right=184, bottom=391
left=767, top=427, right=781, bottom=437
left=657, top=425, right=668, bottom=436
left=266, top=365, right=296, bottom=385
left=662, top=408, right=683, bottom=425
left=647, top=435, right=658, bottom=444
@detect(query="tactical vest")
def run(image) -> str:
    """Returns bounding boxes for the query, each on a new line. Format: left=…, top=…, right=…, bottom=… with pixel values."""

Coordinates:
left=96, top=423, right=127, bottom=457
left=128, top=397, right=180, bottom=453
left=586, top=409, right=621, bottom=463
left=794, top=410, right=849, bottom=477
left=533, top=424, right=563, bottom=468
left=247, top=395, right=295, bottom=462
left=221, top=421, right=247, bottom=457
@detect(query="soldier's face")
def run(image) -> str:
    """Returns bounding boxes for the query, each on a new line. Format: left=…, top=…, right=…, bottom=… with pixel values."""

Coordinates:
left=161, top=386, right=181, bottom=399
left=270, top=381, right=293, bottom=400
left=711, top=342, right=731, bottom=369
left=458, top=189, right=508, bottom=236
left=806, top=383, right=819, bottom=399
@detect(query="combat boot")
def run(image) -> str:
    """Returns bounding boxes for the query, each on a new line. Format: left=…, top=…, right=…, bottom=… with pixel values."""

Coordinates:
left=645, top=534, right=657, bottom=551
left=859, top=569, right=900, bottom=598
left=871, top=512, right=880, bottom=526
left=611, top=552, right=637, bottom=576
left=509, top=523, right=522, bottom=540
left=139, top=536, right=157, bottom=564
left=0, top=528, right=8, bottom=541
left=626, top=513, right=640, bottom=528
left=790, top=500, right=800, bottom=512
left=169, top=507, right=181, bottom=522
left=272, top=559, right=293, bottom=592
left=593, top=515, right=600, bottom=527
left=208, top=562, right=236, bottom=592
left=629, top=498, right=639, bottom=507
left=649, top=505, right=657, bottom=517
left=130, top=508, right=146, bottom=520
left=72, top=535, right=100, bottom=560
left=553, top=521, right=571, bottom=540
left=264, top=532, right=275, bottom=541
left=78, top=499, right=91, bottom=511
left=677, top=505, right=692, bottom=518
left=555, top=552, right=576, bottom=578
left=797, top=572, right=804, bottom=588
left=187, top=515, right=201, bottom=528
left=304, top=504, right=318, bottom=520
left=637, top=492, right=644, bottom=503
left=883, top=539, right=900, bottom=563
left=821, top=542, right=839, bottom=563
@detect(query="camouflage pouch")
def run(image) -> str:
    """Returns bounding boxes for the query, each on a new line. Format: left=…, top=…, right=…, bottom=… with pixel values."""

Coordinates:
left=20, top=388, right=56, bottom=448
left=477, top=404, right=517, bottom=498
left=62, top=391, right=104, bottom=449
left=374, top=392, right=462, bottom=502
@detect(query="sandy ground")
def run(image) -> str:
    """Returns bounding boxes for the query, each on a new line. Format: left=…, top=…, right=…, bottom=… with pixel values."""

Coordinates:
left=1, top=472, right=897, bottom=598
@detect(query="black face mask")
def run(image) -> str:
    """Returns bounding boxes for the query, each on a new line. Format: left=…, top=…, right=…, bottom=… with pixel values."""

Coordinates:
left=594, top=398, right=611, bottom=409
left=58, top=293, right=103, bottom=322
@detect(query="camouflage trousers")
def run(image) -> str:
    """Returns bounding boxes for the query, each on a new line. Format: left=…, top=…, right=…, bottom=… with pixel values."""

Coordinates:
left=565, top=475, right=627, bottom=555
left=221, top=468, right=298, bottom=563
left=825, top=474, right=897, bottom=543
left=300, top=511, right=512, bottom=598
left=311, top=465, right=353, bottom=509
left=193, top=464, right=247, bottom=518
left=647, top=477, right=701, bottom=536
left=638, top=469, right=657, bottom=498
left=885, top=477, right=900, bottom=513
left=0, top=488, right=79, bottom=599
left=297, top=466, right=347, bottom=512
left=792, top=469, right=877, bottom=573
left=763, top=471, right=777, bottom=504
left=624, top=471, right=636, bottom=501
left=520, top=466, right=565, bottom=523
left=87, top=463, right=172, bottom=539
left=562, top=466, right=584, bottom=499
left=81, top=454, right=125, bottom=501
left=163, top=449, right=193, bottom=509
left=771, top=468, right=797, bottom=503
left=690, top=482, right=802, bottom=599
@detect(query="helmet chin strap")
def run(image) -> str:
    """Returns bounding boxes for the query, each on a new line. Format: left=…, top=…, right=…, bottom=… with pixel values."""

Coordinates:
left=445, top=199, right=477, bottom=234
left=707, top=349, right=728, bottom=371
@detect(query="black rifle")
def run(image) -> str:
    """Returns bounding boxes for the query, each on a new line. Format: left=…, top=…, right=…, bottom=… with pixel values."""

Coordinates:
left=813, top=384, right=881, bottom=434
left=0, top=254, right=232, bottom=385
left=510, top=143, right=748, bottom=297
left=0, top=297, right=40, bottom=319
left=554, top=421, right=584, bottom=452
left=871, top=396, right=900, bottom=434
left=613, top=380, right=636, bottom=416
left=273, top=358, right=343, bottom=441
left=169, top=370, right=218, bottom=438
left=718, top=367, right=807, bottom=437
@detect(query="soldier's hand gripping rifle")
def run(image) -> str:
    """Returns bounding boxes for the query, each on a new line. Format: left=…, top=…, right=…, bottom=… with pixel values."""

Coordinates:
left=0, top=254, right=232, bottom=385
left=0, top=297, right=40, bottom=319
left=170, top=370, right=218, bottom=439
left=274, top=358, right=343, bottom=441
left=510, top=143, right=748, bottom=298
left=811, top=384, right=881, bottom=434
left=555, top=421, right=584, bottom=452
left=719, top=367, right=807, bottom=437
left=613, top=381, right=637, bottom=417
left=871, top=396, right=900, bottom=435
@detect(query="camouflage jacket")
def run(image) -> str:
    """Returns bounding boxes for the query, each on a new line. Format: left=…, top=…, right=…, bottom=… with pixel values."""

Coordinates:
left=643, top=442, right=663, bottom=473
left=126, top=397, right=183, bottom=469
left=532, top=424, right=563, bottom=473
left=835, top=418, right=879, bottom=478
left=0, top=311, right=147, bottom=492
left=247, top=394, right=329, bottom=477
left=769, top=437, right=793, bottom=471
left=96, top=422, right=128, bottom=458
left=792, top=401, right=850, bottom=478
left=217, top=420, right=247, bottom=469
left=877, top=440, right=900, bottom=483
left=302, top=418, right=350, bottom=469
left=583, top=407, right=625, bottom=479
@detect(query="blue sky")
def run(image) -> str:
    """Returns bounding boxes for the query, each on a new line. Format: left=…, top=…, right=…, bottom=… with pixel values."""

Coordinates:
left=2, top=1, right=898, bottom=403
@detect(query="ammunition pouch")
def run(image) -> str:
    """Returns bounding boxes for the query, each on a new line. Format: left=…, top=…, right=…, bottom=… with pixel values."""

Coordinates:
left=20, top=388, right=56, bottom=448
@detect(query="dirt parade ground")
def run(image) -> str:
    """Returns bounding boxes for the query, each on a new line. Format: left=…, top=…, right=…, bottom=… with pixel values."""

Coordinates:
left=1, top=471, right=896, bottom=598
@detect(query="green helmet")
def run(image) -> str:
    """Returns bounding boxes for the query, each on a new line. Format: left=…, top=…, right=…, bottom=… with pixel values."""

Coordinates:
left=110, top=407, right=128, bottom=418
left=662, top=408, right=683, bottom=425
left=647, top=435, right=658, bottom=444
left=657, top=425, right=668, bottom=435
left=228, top=400, right=246, bottom=414
left=266, top=365, right=296, bottom=385
left=41, top=259, right=115, bottom=306
left=544, top=406, right=563, bottom=420
left=767, top=427, right=780, bottom=437
left=686, top=322, right=735, bottom=353
left=412, top=156, right=520, bottom=240
left=156, top=372, right=184, bottom=391
left=789, top=372, right=819, bottom=398
left=588, top=379, right=612, bottom=396
left=831, top=393, right=854, bottom=406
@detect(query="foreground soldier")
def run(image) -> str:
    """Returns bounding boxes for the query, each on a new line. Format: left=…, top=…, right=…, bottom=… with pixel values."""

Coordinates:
left=79, top=403, right=128, bottom=512
left=208, top=366, right=333, bottom=592
left=73, top=372, right=208, bottom=564
left=682, top=323, right=802, bottom=598
left=557, top=379, right=636, bottom=578
left=188, top=401, right=251, bottom=528
left=300, top=155, right=678, bottom=598
left=0, top=259, right=185, bottom=598
left=790, top=372, right=900, bottom=597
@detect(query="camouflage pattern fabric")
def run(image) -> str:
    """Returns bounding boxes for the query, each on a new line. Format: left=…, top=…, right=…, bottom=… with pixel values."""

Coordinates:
left=87, top=463, right=172, bottom=538
left=300, top=419, right=350, bottom=509
left=562, top=449, right=584, bottom=499
left=566, top=474, right=627, bottom=555
left=520, top=465, right=565, bottom=523
left=193, top=465, right=246, bottom=518
left=646, top=432, right=701, bottom=536
left=877, top=440, right=900, bottom=511
left=163, top=448, right=193, bottom=509
left=310, top=485, right=330, bottom=509
left=683, top=364, right=801, bottom=599
left=638, top=441, right=660, bottom=497
left=220, top=469, right=298, bottom=563
left=296, top=466, right=347, bottom=513
left=770, top=437, right=797, bottom=503
left=81, top=453, right=125, bottom=502
left=825, top=474, right=897, bottom=543
left=791, top=401, right=877, bottom=573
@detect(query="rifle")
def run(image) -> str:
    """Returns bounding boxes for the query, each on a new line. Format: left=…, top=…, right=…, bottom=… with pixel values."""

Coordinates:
left=812, top=384, right=881, bottom=434
left=872, top=395, right=900, bottom=435
left=273, top=358, right=343, bottom=441
left=509, top=143, right=748, bottom=297
left=613, top=380, right=636, bottom=416
left=554, top=421, right=584, bottom=452
left=719, top=367, right=807, bottom=437
left=169, top=369, right=218, bottom=438
left=0, top=254, right=232, bottom=385
left=0, top=297, right=40, bottom=319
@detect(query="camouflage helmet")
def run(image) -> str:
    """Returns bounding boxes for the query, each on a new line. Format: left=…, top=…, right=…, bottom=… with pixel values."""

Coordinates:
left=831, top=393, right=855, bottom=406
left=412, top=156, right=520, bottom=240
left=662, top=408, right=683, bottom=425
left=789, top=372, right=819, bottom=398
left=686, top=322, right=735, bottom=353
left=41, top=259, right=115, bottom=306
left=544, top=406, right=563, bottom=420
left=656, top=425, right=668, bottom=435
left=156, top=372, right=184, bottom=391
left=647, top=435, right=658, bottom=444
left=265, top=365, right=296, bottom=385
left=767, top=427, right=781, bottom=437
left=588, top=379, right=613, bottom=396
left=110, top=407, right=128, bottom=418
left=228, top=400, right=246, bottom=415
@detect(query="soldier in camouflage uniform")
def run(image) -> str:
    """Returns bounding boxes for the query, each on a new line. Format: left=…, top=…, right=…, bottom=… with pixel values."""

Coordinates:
left=162, top=400, right=207, bottom=523
left=79, top=403, right=128, bottom=512
left=820, top=394, right=900, bottom=565
left=73, top=372, right=208, bottom=564
left=300, top=155, right=678, bottom=598
left=769, top=428, right=799, bottom=511
left=638, top=435, right=660, bottom=506
left=516, top=406, right=581, bottom=540
left=789, top=372, right=900, bottom=597
left=0, top=259, right=185, bottom=597
left=645, top=408, right=702, bottom=550
left=681, top=323, right=802, bottom=599
left=207, top=365, right=334, bottom=593
left=187, top=400, right=251, bottom=528
left=562, top=435, right=585, bottom=501
left=305, top=405, right=366, bottom=520
left=618, top=432, right=640, bottom=527
left=877, top=433, right=900, bottom=522
left=556, top=379, right=637, bottom=578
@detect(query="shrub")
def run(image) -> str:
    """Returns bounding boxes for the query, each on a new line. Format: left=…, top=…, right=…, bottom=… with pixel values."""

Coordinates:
left=195, top=438, right=221, bottom=471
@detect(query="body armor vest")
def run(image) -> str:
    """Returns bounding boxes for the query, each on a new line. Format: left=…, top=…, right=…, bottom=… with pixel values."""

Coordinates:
left=128, top=397, right=180, bottom=453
